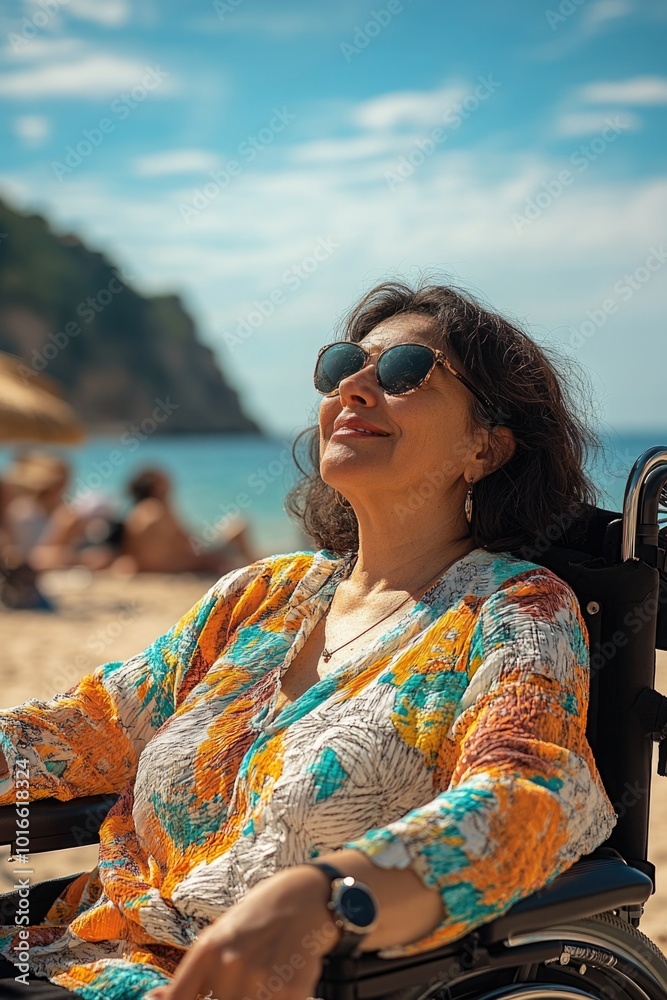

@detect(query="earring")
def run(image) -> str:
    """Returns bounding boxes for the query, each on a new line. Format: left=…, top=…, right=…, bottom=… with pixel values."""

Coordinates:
left=334, top=491, right=351, bottom=509
left=464, top=478, right=474, bottom=526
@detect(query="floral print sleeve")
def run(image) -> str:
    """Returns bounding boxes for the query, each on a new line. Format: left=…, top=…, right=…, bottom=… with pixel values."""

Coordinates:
left=343, top=570, right=616, bottom=957
left=0, top=559, right=272, bottom=802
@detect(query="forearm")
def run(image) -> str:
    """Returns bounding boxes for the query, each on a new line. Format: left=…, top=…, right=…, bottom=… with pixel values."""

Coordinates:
left=307, top=847, right=445, bottom=952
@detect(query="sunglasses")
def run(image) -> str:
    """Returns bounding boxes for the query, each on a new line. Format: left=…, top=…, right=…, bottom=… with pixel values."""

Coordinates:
left=314, top=341, right=500, bottom=422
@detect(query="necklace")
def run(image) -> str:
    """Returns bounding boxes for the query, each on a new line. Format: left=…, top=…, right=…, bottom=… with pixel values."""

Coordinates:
left=320, top=551, right=465, bottom=663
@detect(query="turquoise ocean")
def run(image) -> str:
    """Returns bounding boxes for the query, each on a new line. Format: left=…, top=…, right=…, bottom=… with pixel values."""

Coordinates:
left=2, top=429, right=666, bottom=557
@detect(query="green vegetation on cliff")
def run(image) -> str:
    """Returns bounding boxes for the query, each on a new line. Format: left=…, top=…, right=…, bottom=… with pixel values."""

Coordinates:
left=0, top=198, right=261, bottom=434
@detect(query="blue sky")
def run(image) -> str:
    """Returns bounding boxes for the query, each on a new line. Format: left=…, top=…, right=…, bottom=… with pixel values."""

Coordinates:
left=0, top=0, right=666, bottom=439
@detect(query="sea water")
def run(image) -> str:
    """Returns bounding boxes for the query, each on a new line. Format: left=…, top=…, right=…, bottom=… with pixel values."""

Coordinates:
left=1, top=429, right=666, bottom=557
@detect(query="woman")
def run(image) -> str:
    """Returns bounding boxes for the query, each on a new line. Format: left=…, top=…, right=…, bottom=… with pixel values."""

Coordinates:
left=0, top=281, right=616, bottom=1000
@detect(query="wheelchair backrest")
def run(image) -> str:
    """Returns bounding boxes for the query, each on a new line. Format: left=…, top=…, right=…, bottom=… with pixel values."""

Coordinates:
left=530, top=450, right=667, bottom=877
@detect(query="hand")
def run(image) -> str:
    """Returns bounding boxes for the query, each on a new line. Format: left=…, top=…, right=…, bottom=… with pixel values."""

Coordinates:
left=146, top=866, right=341, bottom=1000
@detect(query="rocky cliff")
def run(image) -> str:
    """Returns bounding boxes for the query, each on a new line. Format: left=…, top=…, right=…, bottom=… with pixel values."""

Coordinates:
left=0, top=198, right=261, bottom=435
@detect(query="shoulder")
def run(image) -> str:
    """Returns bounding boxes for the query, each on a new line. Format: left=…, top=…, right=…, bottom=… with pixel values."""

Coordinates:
left=459, top=549, right=586, bottom=663
left=467, top=547, right=580, bottom=615
left=456, top=552, right=589, bottom=718
left=465, top=549, right=588, bottom=670
left=193, top=549, right=350, bottom=637
left=208, top=548, right=348, bottom=604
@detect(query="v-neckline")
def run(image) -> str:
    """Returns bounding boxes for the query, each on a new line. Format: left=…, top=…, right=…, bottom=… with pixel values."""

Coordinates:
left=255, top=546, right=483, bottom=733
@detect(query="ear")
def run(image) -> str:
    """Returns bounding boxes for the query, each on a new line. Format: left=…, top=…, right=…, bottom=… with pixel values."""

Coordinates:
left=487, top=424, right=516, bottom=474
left=467, top=425, right=516, bottom=482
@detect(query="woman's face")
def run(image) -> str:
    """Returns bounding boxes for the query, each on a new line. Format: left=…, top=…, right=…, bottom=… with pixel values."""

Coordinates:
left=318, top=314, right=488, bottom=507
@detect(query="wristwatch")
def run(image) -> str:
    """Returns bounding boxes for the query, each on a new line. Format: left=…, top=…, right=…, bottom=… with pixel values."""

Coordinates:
left=310, top=861, right=379, bottom=958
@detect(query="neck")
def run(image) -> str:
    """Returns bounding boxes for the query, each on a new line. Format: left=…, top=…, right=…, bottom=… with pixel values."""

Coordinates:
left=339, top=492, right=476, bottom=600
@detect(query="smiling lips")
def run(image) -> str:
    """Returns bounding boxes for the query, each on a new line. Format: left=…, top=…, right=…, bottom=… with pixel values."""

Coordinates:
left=332, top=416, right=390, bottom=437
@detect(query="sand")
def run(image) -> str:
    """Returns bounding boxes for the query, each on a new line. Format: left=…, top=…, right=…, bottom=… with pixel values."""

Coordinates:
left=0, top=567, right=666, bottom=952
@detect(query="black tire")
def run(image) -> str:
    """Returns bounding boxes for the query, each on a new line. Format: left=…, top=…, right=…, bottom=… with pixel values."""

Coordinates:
left=383, top=913, right=667, bottom=1000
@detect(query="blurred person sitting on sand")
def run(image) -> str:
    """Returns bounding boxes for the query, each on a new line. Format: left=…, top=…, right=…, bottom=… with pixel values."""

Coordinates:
left=0, top=281, right=616, bottom=999
left=0, top=473, right=52, bottom=610
left=113, top=466, right=256, bottom=575
left=0, top=476, right=12, bottom=561
left=1, top=451, right=114, bottom=574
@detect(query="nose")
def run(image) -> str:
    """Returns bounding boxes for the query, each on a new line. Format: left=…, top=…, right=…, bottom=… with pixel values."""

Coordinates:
left=337, top=358, right=380, bottom=408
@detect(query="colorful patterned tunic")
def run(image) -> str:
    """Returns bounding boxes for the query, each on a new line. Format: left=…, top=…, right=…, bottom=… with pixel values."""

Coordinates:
left=0, top=548, right=616, bottom=998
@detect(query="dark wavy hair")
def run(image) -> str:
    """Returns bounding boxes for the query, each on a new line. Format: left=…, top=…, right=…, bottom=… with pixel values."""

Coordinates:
left=285, top=280, right=602, bottom=558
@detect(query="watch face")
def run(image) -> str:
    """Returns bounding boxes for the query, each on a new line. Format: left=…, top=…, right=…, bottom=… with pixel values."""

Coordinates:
left=339, top=884, right=376, bottom=930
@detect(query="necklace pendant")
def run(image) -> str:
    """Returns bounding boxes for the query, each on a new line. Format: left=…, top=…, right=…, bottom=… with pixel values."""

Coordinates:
left=322, top=649, right=331, bottom=663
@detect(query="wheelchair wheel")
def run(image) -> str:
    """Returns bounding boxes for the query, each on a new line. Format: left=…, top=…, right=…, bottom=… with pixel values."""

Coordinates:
left=388, top=913, right=667, bottom=1000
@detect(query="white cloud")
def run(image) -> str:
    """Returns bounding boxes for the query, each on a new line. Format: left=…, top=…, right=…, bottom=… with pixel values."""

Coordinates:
left=2, top=38, right=85, bottom=63
left=584, top=0, right=634, bottom=31
left=11, top=114, right=51, bottom=145
left=579, top=76, right=667, bottom=105
left=554, top=110, right=641, bottom=137
left=66, top=0, right=131, bottom=26
left=351, top=85, right=467, bottom=131
left=289, top=134, right=405, bottom=164
left=528, top=0, right=641, bottom=61
left=288, top=83, right=482, bottom=165
left=190, top=6, right=368, bottom=37
left=227, top=11, right=330, bottom=35
left=0, top=53, right=175, bottom=99
left=133, top=149, right=223, bottom=177
left=553, top=72, right=667, bottom=140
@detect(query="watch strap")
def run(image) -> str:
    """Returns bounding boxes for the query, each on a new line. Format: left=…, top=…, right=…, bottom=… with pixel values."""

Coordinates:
left=310, top=861, right=345, bottom=882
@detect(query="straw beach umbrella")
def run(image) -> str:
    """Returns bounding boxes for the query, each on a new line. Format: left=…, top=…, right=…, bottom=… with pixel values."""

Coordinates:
left=0, top=351, right=85, bottom=444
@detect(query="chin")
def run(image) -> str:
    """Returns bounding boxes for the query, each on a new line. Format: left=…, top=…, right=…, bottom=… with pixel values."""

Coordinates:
left=320, top=447, right=385, bottom=489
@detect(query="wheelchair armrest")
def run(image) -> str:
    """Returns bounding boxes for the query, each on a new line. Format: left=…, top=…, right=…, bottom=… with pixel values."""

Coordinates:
left=0, top=795, right=117, bottom=854
left=479, top=852, right=653, bottom=945
left=317, top=854, right=654, bottom=999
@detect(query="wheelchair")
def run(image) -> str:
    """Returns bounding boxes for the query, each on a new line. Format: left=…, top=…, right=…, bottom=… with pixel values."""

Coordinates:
left=2, top=446, right=667, bottom=1000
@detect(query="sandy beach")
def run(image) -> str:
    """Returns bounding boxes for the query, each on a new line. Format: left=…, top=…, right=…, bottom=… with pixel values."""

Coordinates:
left=0, top=568, right=666, bottom=951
